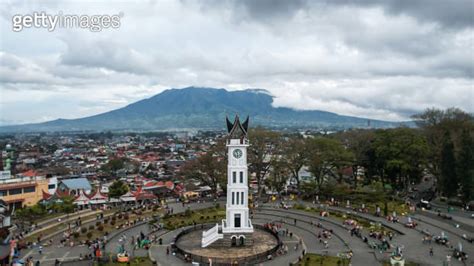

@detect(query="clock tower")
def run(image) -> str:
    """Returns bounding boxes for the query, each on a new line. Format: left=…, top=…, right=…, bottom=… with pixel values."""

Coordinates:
left=201, top=115, right=254, bottom=248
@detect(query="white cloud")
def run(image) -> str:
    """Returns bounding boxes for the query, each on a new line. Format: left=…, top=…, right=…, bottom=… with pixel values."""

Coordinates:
left=0, top=0, right=472, bottom=124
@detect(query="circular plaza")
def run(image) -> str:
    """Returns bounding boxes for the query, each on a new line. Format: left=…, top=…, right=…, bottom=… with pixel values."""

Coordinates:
left=173, top=224, right=281, bottom=265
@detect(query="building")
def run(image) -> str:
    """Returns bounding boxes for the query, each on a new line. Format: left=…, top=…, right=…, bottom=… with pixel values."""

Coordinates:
left=202, top=115, right=254, bottom=247
left=0, top=200, right=12, bottom=265
left=57, top=178, right=92, bottom=196
left=0, top=171, right=49, bottom=209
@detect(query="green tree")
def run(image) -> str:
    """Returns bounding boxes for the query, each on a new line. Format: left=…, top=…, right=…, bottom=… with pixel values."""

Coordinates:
left=440, top=131, right=458, bottom=198
left=457, top=129, right=473, bottom=203
left=108, top=180, right=129, bottom=199
left=182, top=140, right=226, bottom=196
left=266, top=157, right=289, bottom=193
left=336, top=129, right=376, bottom=188
left=305, top=137, right=353, bottom=192
left=101, top=158, right=126, bottom=174
left=248, top=128, right=281, bottom=197
left=56, top=196, right=75, bottom=213
left=372, top=128, right=429, bottom=192
left=412, top=108, right=473, bottom=193
left=281, top=137, right=307, bottom=188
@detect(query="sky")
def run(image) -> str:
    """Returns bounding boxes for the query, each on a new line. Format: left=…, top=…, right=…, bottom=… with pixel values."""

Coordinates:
left=0, top=0, right=473, bottom=125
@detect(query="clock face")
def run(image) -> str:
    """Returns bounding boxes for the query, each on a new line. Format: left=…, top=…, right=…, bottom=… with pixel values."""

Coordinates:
left=233, top=149, right=243, bottom=159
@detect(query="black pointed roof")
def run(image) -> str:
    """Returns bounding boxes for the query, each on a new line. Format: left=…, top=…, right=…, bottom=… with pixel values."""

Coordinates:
left=226, top=115, right=249, bottom=138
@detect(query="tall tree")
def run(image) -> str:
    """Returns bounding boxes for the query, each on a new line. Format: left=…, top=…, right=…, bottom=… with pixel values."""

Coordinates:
left=108, top=180, right=129, bottom=199
left=372, top=128, right=429, bottom=191
left=336, top=129, right=376, bottom=188
left=181, top=140, right=226, bottom=196
left=412, top=108, right=473, bottom=193
left=440, top=131, right=458, bottom=198
left=281, top=136, right=307, bottom=188
left=248, top=128, right=281, bottom=197
left=457, top=129, right=474, bottom=203
left=266, top=157, right=290, bottom=193
left=305, top=137, right=353, bottom=192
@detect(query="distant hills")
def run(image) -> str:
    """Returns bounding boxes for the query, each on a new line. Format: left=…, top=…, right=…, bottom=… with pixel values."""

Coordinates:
left=0, top=87, right=404, bottom=133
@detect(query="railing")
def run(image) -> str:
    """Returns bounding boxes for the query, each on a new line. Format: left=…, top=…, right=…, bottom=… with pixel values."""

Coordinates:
left=0, top=176, right=45, bottom=184
left=201, top=223, right=223, bottom=247
left=202, top=223, right=219, bottom=238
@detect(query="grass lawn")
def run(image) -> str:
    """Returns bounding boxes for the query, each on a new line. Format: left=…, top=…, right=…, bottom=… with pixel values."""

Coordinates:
left=95, top=256, right=154, bottom=266
left=295, top=254, right=350, bottom=266
left=75, top=208, right=165, bottom=242
left=24, top=223, right=69, bottom=243
left=24, top=209, right=117, bottom=243
left=162, top=207, right=225, bottom=230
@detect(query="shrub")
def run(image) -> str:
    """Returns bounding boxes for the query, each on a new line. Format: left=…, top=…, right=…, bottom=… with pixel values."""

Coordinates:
left=86, top=232, right=93, bottom=239
left=111, top=221, right=116, bottom=226
left=81, top=227, right=87, bottom=234
left=200, top=216, right=204, bottom=220
left=294, top=203, right=305, bottom=210
left=73, top=232, right=80, bottom=238
left=215, top=203, right=220, bottom=209
left=184, top=208, right=192, bottom=216
left=89, top=225, right=95, bottom=230
left=98, top=225, right=104, bottom=231
left=96, top=221, right=102, bottom=226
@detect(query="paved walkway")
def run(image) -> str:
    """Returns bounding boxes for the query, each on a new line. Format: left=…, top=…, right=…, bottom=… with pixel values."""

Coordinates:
left=15, top=198, right=473, bottom=265
left=256, top=207, right=379, bottom=266
left=287, top=201, right=473, bottom=266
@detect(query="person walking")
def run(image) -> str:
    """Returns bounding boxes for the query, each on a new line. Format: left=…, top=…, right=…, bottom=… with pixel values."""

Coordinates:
left=429, top=247, right=433, bottom=256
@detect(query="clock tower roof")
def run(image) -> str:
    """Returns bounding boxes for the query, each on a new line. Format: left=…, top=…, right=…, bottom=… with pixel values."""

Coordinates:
left=226, top=115, right=249, bottom=139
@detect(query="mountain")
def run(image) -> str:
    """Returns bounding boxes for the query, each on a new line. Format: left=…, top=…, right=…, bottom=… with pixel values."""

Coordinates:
left=0, top=87, right=401, bottom=132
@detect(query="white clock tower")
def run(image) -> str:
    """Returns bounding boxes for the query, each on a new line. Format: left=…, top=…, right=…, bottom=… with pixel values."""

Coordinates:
left=202, top=115, right=254, bottom=248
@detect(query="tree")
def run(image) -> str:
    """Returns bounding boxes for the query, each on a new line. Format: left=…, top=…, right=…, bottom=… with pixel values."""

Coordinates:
left=372, top=128, right=429, bottom=192
left=101, top=158, right=126, bottom=174
left=457, top=129, right=474, bottom=203
left=305, top=137, right=353, bottom=192
left=266, top=157, right=289, bottom=193
left=336, top=129, right=376, bottom=188
left=281, top=137, right=307, bottom=188
left=440, top=131, right=458, bottom=198
left=412, top=108, right=473, bottom=193
left=181, top=140, right=226, bottom=196
left=55, top=196, right=75, bottom=213
left=248, top=128, right=281, bottom=197
left=108, top=180, right=129, bottom=199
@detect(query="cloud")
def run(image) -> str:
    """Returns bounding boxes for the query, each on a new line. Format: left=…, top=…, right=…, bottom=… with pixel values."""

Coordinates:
left=0, top=0, right=472, bottom=124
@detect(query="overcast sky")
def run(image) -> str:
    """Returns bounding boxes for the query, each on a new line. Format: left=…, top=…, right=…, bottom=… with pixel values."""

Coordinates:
left=0, top=0, right=473, bottom=125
